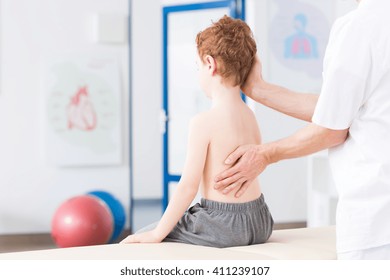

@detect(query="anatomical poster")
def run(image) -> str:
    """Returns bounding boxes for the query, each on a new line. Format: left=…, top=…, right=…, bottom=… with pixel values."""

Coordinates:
left=44, top=55, right=122, bottom=166
left=267, top=0, right=333, bottom=92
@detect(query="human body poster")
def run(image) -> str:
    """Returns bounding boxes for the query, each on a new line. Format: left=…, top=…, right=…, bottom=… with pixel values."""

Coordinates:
left=267, top=0, right=333, bottom=92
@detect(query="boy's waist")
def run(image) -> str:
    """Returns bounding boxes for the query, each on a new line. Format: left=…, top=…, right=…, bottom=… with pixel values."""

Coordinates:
left=200, top=193, right=266, bottom=212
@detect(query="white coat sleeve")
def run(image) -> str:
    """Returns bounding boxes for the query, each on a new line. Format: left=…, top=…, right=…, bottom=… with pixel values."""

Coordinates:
left=312, top=16, right=372, bottom=130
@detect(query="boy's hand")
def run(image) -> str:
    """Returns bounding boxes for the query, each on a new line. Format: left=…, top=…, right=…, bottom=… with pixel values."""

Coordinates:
left=119, top=230, right=163, bottom=244
left=214, top=144, right=270, bottom=197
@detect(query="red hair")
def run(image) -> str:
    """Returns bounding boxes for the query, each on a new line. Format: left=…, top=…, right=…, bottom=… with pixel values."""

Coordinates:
left=196, top=15, right=257, bottom=87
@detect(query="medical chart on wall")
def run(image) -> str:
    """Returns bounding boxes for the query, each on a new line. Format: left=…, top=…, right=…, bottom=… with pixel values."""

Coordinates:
left=44, top=56, right=122, bottom=166
left=267, top=0, right=334, bottom=92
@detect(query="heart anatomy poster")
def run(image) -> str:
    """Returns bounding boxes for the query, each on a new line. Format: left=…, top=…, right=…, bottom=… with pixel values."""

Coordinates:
left=44, top=56, right=122, bottom=166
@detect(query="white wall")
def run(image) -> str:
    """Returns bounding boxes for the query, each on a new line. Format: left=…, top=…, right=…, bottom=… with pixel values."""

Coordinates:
left=131, top=0, right=163, bottom=199
left=0, top=0, right=129, bottom=234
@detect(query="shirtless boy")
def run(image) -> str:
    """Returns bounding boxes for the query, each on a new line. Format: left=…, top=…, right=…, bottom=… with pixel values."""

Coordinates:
left=121, top=15, right=273, bottom=248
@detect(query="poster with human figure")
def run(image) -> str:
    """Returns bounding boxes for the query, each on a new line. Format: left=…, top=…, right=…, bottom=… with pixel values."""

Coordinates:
left=268, top=0, right=333, bottom=91
left=44, top=56, right=122, bottom=166
left=284, top=13, right=319, bottom=59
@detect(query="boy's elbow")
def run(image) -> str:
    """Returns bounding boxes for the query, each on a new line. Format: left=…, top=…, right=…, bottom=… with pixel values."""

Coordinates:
left=177, top=181, right=199, bottom=197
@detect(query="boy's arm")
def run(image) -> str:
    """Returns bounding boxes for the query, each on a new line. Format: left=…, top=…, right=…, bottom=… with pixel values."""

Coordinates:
left=121, top=115, right=209, bottom=243
left=154, top=114, right=209, bottom=239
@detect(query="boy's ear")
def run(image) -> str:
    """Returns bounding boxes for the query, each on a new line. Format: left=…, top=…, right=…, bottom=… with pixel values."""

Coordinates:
left=205, top=55, right=217, bottom=75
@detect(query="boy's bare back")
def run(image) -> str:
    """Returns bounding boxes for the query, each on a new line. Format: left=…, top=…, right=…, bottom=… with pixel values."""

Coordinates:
left=196, top=97, right=262, bottom=203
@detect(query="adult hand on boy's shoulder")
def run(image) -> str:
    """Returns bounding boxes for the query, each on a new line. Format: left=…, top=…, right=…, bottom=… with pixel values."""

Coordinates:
left=119, top=230, right=163, bottom=244
left=214, top=144, right=270, bottom=197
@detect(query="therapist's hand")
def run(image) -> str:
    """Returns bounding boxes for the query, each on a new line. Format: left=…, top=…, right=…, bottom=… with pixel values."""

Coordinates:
left=214, top=144, right=270, bottom=198
left=241, top=55, right=264, bottom=98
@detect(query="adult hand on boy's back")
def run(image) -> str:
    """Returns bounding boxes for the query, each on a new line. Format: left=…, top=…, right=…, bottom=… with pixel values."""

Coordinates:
left=214, top=144, right=269, bottom=197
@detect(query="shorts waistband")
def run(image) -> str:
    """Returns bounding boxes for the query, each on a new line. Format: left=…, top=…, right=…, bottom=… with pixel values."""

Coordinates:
left=200, top=194, right=265, bottom=212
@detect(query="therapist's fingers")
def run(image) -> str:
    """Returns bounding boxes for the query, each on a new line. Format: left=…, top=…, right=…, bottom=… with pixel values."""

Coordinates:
left=214, top=145, right=251, bottom=184
left=234, top=180, right=252, bottom=198
left=223, top=145, right=248, bottom=165
left=220, top=178, right=247, bottom=195
left=214, top=166, right=240, bottom=189
left=214, top=171, right=241, bottom=190
left=241, top=55, right=263, bottom=97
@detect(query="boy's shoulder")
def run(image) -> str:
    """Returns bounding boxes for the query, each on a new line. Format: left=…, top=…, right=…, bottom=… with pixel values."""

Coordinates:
left=189, top=110, right=216, bottom=132
left=190, top=110, right=212, bottom=126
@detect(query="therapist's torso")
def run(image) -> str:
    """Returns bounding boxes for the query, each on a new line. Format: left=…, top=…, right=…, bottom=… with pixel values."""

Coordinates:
left=312, top=0, right=390, bottom=253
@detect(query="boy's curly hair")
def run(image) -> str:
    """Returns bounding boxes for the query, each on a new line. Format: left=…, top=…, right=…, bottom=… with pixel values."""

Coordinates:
left=196, top=15, right=257, bottom=87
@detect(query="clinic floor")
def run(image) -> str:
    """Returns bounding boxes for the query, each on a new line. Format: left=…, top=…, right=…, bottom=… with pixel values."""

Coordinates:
left=0, top=200, right=305, bottom=253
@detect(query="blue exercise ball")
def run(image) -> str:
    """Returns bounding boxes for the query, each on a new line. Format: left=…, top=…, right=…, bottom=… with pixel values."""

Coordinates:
left=88, top=190, right=126, bottom=243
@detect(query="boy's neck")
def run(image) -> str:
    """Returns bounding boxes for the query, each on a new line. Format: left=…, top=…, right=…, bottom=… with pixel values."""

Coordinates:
left=210, top=85, right=243, bottom=107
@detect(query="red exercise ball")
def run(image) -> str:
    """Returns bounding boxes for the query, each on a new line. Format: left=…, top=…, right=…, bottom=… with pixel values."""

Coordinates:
left=51, top=195, right=113, bottom=248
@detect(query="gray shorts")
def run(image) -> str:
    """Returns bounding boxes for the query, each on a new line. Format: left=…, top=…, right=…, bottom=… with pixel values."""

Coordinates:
left=137, top=194, right=273, bottom=248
